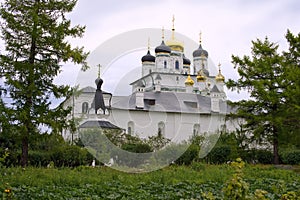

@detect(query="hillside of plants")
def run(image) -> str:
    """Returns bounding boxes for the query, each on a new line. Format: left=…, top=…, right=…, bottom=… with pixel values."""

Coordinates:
left=1, top=130, right=300, bottom=199
left=1, top=158, right=300, bottom=199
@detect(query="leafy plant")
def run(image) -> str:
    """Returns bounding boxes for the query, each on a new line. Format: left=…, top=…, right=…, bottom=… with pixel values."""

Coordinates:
left=223, top=158, right=250, bottom=199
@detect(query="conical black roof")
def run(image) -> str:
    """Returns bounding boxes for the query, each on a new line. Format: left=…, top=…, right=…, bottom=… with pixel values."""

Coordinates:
left=141, top=50, right=155, bottom=62
left=193, top=44, right=208, bottom=57
left=155, top=41, right=171, bottom=54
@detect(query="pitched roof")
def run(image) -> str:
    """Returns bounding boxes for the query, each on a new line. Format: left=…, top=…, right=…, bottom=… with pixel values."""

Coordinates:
left=111, top=91, right=228, bottom=114
left=210, top=85, right=220, bottom=93
left=79, top=120, right=121, bottom=129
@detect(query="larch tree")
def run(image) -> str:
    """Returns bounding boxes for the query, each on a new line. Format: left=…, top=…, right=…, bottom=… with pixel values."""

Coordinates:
left=281, top=30, right=300, bottom=148
left=226, top=31, right=299, bottom=164
left=0, top=0, right=88, bottom=167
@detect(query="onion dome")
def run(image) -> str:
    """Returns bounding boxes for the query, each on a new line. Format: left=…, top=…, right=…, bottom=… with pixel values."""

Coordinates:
left=193, top=32, right=208, bottom=57
left=185, top=74, right=194, bottom=86
left=166, top=16, right=184, bottom=52
left=141, top=50, right=155, bottom=63
left=183, top=54, right=191, bottom=65
left=166, top=39, right=184, bottom=52
left=196, top=70, right=207, bottom=82
left=193, top=44, right=208, bottom=58
left=215, top=63, right=225, bottom=82
left=95, top=77, right=103, bottom=86
left=155, top=40, right=171, bottom=54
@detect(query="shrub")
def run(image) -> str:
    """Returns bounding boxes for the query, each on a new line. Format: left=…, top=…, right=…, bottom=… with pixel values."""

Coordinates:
left=175, top=144, right=199, bottom=165
left=51, top=145, right=90, bottom=167
left=121, top=143, right=152, bottom=153
left=28, top=151, right=51, bottom=167
left=111, top=143, right=152, bottom=167
left=254, top=149, right=273, bottom=164
left=280, top=149, right=300, bottom=165
left=208, top=145, right=231, bottom=164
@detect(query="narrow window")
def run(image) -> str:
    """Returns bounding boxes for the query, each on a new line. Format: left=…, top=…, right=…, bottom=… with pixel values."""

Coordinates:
left=158, top=121, right=165, bottom=136
left=175, top=60, right=179, bottom=70
left=164, top=61, right=167, bottom=69
left=193, top=124, right=200, bottom=135
left=128, top=121, right=134, bottom=135
left=82, top=102, right=89, bottom=114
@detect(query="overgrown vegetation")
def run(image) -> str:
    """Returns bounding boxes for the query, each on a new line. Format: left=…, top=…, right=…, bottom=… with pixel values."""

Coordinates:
left=1, top=158, right=299, bottom=199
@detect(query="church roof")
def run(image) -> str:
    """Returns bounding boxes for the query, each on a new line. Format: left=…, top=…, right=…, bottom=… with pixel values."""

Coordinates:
left=210, top=85, right=220, bottom=93
left=79, top=120, right=121, bottom=129
left=155, top=74, right=162, bottom=80
left=81, top=86, right=96, bottom=93
left=111, top=92, right=229, bottom=114
left=80, top=86, right=111, bottom=95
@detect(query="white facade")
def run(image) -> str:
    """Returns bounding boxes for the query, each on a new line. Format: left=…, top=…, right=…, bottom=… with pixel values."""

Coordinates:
left=62, top=25, right=237, bottom=143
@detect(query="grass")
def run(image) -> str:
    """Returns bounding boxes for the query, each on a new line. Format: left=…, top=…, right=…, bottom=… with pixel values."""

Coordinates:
left=1, top=163, right=300, bottom=199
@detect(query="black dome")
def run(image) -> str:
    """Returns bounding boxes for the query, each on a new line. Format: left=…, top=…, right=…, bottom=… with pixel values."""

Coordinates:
left=193, top=44, right=208, bottom=57
left=155, top=41, right=171, bottom=54
left=183, top=54, right=191, bottom=65
left=141, top=50, right=155, bottom=62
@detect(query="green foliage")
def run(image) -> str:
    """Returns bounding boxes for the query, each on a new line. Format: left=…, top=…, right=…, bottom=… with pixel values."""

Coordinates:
left=281, top=191, right=300, bottom=200
left=1, top=164, right=299, bottom=199
left=121, top=143, right=152, bottom=153
left=147, top=133, right=171, bottom=151
left=0, top=0, right=88, bottom=166
left=254, top=149, right=274, bottom=164
left=175, top=144, right=200, bottom=165
left=223, top=158, right=250, bottom=199
left=208, top=145, right=231, bottom=164
left=51, top=145, right=90, bottom=167
left=0, top=149, right=9, bottom=167
left=226, top=31, right=300, bottom=164
left=280, top=149, right=300, bottom=165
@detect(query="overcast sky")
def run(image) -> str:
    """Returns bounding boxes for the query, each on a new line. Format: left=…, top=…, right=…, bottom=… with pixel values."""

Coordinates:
left=36, top=0, right=300, bottom=100
left=54, top=0, right=300, bottom=100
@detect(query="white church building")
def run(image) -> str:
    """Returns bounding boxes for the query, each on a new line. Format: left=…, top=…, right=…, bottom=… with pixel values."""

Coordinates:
left=62, top=22, right=237, bottom=143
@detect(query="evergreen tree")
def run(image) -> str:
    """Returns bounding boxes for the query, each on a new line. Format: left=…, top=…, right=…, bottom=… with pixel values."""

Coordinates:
left=0, top=0, right=88, bottom=167
left=227, top=32, right=299, bottom=164
left=281, top=31, right=300, bottom=148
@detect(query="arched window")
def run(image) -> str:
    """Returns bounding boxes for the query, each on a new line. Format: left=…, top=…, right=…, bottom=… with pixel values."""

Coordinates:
left=175, top=60, right=179, bottom=70
left=193, top=124, right=200, bottom=135
left=128, top=121, right=134, bottom=135
left=158, top=121, right=165, bottom=137
left=164, top=61, right=167, bottom=69
left=82, top=102, right=89, bottom=114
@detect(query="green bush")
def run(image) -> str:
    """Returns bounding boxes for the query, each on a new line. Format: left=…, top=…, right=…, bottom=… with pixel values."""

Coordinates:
left=254, top=149, right=273, bottom=164
left=175, top=144, right=199, bottom=165
left=208, top=145, right=231, bottom=164
left=28, top=151, right=51, bottom=167
left=280, top=149, right=300, bottom=165
left=121, top=143, right=152, bottom=153
left=110, top=143, right=153, bottom=167
left=51, top=145, right=90, bottom=167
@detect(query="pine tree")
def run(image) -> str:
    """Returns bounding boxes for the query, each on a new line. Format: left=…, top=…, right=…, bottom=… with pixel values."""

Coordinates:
left=281, top=30, right=300, bottom=148
left=0, top=0, right=88, bottom=167
left=227, top=36, right=286, bottom=164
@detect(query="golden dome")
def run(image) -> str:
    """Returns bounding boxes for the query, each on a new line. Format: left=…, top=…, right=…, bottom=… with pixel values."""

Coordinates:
left=166, top=15, right=184, bottom=52
left=185, top=75, right=194, bottom=86
left=166, top=38, right=184, bottom=52
left=196, top=70, right=206, bottom=82
left=215, top=63, right=225, bottom=82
